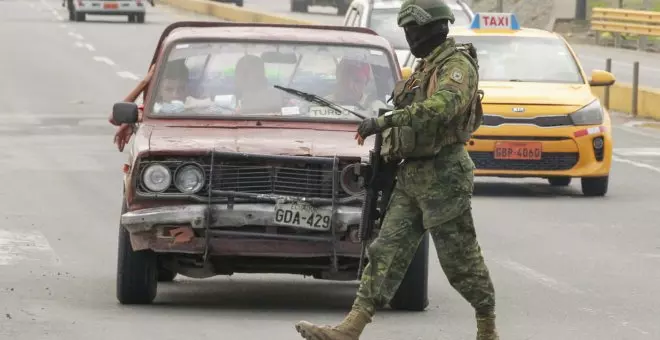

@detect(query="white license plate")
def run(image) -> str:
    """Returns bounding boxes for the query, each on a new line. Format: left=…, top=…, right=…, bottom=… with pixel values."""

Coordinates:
left=273, top=202, right=332, bottom=231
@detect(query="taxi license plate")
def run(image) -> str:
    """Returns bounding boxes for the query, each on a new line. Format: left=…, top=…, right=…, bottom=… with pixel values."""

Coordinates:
left=273, top=202, right=332, bottom=231
left=494, top=141, right=542, bottom=160
left=103, top=2, right=118, bottom=9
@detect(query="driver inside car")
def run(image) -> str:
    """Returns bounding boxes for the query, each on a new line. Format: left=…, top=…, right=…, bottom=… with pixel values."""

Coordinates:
left=233, top=54, right=283, bottom=112
left=325, top=58, right=386, bottom=113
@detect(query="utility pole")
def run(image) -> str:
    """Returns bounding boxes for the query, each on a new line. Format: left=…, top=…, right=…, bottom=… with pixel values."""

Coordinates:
left=576, top=0, right=587, bottom=20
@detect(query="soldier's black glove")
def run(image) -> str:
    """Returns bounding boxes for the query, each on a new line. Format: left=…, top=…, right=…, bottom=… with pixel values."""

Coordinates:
left=357, top=117, right=388, bottom=139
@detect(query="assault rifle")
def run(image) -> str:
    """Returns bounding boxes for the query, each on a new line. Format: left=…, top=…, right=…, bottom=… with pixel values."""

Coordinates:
left=357, top=108, right=399, bottom=277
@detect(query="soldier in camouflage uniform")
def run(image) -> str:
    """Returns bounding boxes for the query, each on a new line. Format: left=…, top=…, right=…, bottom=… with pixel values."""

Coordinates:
left=294, top=0, right=499, bottom=340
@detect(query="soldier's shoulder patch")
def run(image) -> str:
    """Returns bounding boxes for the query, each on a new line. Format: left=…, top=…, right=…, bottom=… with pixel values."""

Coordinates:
left=450, top=68, right=464, bottom=84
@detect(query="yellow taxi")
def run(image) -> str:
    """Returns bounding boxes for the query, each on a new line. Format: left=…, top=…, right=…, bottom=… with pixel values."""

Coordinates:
left=402, top=13, right=616, bottom=197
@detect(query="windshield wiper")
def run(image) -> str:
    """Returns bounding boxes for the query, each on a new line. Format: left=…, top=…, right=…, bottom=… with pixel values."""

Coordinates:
left=273, top=85, right=366, bottom=120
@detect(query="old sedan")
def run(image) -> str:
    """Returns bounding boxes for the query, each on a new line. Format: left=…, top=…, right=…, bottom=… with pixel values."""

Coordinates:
left=112, top=21, right=430, bottom=310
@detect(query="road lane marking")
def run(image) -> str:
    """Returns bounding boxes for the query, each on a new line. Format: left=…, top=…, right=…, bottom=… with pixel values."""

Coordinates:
left=613, top=148, right=660, bottom=157
left=74, top=41, right=84, bottom=48
left=117, top=71, right=140, bottom=80
left=67, top=32, right=84, bottom=40
left=494, top=258, right=583, bottom=294
left=0, top=229, right=60, bottom=266
left=612, top=155, right=660, bottom=174
left=93, top=56, right=115, bottom=66
left=85, top=43, right=95, bottom=52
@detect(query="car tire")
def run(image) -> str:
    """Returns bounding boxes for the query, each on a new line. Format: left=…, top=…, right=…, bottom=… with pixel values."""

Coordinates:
left=581, top=176, right=609, bottom=197
left=136, top=13, right=145, bottom=23
left=548, top=177, right=571, bottom=186
left=389, top=232, right=430, bottom=311
left=157, top=257, right=177, bottom=282
left=336, top=0, right=348, bottom=15
left=74, top=11, right=85, bottom=22
left=116, top=197, right=158, bottom=305
left=128, top=14, right=135, bottom=22
left=291, top=0, right=308, bottom=12
left=68, top=10, right=75, bottom=21
left=235, top=0, right=243, bottom=6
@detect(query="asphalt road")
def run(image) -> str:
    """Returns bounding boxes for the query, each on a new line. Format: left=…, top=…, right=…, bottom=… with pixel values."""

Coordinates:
left=2, top=0, right=660, bottom=339
left=242, top=0, right=660, bottom=89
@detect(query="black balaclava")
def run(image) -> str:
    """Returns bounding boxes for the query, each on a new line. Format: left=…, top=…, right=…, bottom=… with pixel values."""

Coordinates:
left=404, top=19, right=450, bottom=59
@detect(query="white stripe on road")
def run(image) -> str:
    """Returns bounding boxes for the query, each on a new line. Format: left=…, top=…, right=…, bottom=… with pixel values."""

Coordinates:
left=494, top=258, right=583, bottom=294
left=93, top=56, right=115, bottom=66
left=612, top=156, right=660, bottom=174
left=85, top=44, right=95, bottom=52
left=0, top=229, right=59, bottom=266
left=67, top=31, right=84, bottom=40
left=116, top=71, right=140, bottom=81
left=74, top=41, right=84, bottom=48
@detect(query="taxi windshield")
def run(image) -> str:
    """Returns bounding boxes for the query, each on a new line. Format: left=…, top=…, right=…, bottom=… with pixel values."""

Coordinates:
left=369, top=8, right=472, bottom=50
left=148, top=41, right=398, bottom=122
left=453, top=35, right=585, bottom=84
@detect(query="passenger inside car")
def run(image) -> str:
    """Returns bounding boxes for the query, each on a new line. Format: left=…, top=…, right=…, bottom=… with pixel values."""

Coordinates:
left=326, top=58, right=386, bottom=112
left=234, top=54, right=283, bottom=112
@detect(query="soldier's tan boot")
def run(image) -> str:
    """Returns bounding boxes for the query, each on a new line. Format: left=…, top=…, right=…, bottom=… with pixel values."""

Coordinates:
left=476, top=314, right=499, bottom=340
left=294, top=309, right=372, bottom=340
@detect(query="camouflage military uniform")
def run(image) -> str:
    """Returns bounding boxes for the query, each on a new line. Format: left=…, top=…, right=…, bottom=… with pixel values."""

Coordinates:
left=294, top=1, right=498, bottom=340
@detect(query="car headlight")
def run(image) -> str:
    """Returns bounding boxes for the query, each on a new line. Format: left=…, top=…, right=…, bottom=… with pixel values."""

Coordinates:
left=174, top=164, right=205, bottom=194
left=340, top=163, right=365, bottom=196
left=570, top=99, right=603, bottom=126
left=142, top=163, right=172, bottom=192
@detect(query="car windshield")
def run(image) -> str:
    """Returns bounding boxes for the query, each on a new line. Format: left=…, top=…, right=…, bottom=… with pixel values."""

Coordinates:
left=453, top=35, right=585, bottom=83
left=369, top=8, right=472, bottom=50
left=148, top=41, right=398, bottom=122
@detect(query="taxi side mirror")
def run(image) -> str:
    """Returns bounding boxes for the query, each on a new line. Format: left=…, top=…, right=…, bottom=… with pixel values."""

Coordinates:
left=401, top=67, right=413, bottom=80
left=589, top=70, right=615, bottom=87
left=112, top=102, right=139, bottom=125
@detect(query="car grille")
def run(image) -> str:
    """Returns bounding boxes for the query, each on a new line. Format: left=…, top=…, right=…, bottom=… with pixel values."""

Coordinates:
left=137, top=156, right=351, bottom=200
left=209, top=161, right=345, bottom=199
left=482, top=114, right=573, bottom=127
left=469, top=152, right=579, bottom=171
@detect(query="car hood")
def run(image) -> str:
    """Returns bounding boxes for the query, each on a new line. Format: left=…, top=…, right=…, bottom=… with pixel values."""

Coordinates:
left=147, top=125, right=372, bottom=159
left=480, top=82, right=596, bottom=106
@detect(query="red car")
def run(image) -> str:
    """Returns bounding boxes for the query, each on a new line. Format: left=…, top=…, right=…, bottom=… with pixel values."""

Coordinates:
left=112, top=21, right=430, bottom=310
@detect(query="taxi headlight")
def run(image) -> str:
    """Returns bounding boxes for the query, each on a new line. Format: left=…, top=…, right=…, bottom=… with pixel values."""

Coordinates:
left=570, top=99, right=603, bottom=126
left=142, top=164, right=171, bottom=192
left=174, top=164, right=206, bottom=194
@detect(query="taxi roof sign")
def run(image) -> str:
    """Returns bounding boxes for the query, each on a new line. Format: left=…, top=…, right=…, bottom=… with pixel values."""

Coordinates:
left=470, top=13, right=520, bottom=30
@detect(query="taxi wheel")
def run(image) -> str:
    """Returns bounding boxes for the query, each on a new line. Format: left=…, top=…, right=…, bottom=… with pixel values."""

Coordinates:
left=74, top=11, right=85, bottom=22
left=136, top=13, right=145, bottom=23
left=389, top=232, right=430, bottom=311
left=116, top=198, right=158, bottom=305
left=157, top=257, right=177, bottom=282
left=548, top=177, right=571, bottom=186
left=128, top=14, right=135, bottom=23
left=581, top=176, right=609, bottom=197
left=235, top=0, right=243, bottom=6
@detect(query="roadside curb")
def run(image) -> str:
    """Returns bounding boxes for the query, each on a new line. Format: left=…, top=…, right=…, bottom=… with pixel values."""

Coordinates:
left=158, top=0, right=659, bottom=121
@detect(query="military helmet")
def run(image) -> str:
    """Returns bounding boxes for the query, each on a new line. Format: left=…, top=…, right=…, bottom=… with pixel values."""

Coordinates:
left=397, top=0, right=456, bottom=27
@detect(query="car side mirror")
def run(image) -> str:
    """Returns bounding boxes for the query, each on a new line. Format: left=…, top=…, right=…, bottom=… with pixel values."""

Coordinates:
left=589, top=70, right=616, bottom=87
left=112, top=102, right=139, bottom=124
left=401, top=66, right=413, bottom=80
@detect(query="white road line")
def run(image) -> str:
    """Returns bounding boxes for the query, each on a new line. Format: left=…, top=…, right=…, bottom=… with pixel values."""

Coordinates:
left=613, top=148, right=660, bottom=157
left=67, top=31, right=84, bottom=40
left=612, top=155, right=660, bottom=174
left=74, top=41, right=84, bottom=48
left=85, top=43, right=95, bottom=52
left=116, top=71, right=140, bottom=81
left=0, top=229, right=60, bottom=266
left=93, top=56, right=115, bottom=66
left=494, top=258, right=583, bottom=294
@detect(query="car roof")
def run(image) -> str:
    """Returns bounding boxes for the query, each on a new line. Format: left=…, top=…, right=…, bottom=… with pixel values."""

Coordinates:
left=370, top=0, right=467, bottom=11
left=450, top=26, right=560, bottom=39
left=164, top=24, right=390, bottom=47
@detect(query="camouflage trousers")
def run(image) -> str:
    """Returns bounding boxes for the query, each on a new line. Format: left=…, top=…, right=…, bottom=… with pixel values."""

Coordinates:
left=353, top=144, right=495, bottom=316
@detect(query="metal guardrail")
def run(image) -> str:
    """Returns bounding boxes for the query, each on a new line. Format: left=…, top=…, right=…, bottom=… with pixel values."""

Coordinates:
left=591, top=7, right=660, bottom=50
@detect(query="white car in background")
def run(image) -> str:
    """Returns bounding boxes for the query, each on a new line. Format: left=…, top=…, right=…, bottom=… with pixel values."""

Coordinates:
left=65, top=0, right=146, bottom=23
left=343, top=0, right=474, bottom=67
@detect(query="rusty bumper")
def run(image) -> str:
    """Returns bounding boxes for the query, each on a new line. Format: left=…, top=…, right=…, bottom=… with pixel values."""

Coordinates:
left=121, top=203, right=363, bottom=257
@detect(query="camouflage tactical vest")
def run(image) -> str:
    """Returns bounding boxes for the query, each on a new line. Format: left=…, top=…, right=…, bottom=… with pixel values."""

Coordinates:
left=381, top=43, right=484, bottom=161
